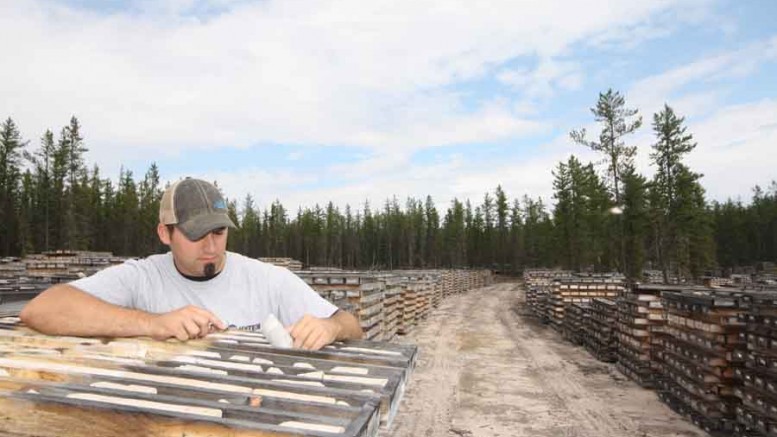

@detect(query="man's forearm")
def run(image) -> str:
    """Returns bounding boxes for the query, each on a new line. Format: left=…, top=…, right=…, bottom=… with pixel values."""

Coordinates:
left=331, top=310, right=363, bottom=341
left=20, top=284, right=153, bottom=338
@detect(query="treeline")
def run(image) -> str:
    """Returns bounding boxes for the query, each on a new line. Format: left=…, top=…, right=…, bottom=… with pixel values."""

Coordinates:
left=713, top=186, right=777, bottom=271
left=0, top=116, right=553, bottom=269
left=0, top=117, right=163, bottom=257
left=551, top=89, right=777, bottom=280
left=225, top=192, right=554, bottom=270
left=0, top=108, right=774, bottom=278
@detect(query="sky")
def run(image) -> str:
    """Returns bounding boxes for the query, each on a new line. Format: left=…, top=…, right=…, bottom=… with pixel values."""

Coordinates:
left=1, top=0, right=776, bottom=214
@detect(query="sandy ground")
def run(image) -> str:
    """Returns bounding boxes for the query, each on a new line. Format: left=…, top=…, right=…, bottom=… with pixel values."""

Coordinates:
left=385, top=282, right=709, bottom=437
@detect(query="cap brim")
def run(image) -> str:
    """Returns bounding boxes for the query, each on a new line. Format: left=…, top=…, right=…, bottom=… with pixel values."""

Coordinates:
left=177, top=213, right=237, bottom=241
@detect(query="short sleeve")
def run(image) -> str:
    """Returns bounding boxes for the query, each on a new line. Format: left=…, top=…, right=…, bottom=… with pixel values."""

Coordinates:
left=275, top=268, right=339, bottom=326
left=68, top=261, right=141, bottom=308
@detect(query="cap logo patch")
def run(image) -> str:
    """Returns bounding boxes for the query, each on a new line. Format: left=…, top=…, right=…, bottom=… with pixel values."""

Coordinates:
left=213, top=199, right=226, bottom=210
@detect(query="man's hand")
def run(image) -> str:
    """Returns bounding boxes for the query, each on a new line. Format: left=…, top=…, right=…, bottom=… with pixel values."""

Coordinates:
left=287, top=314, right=342, bottom=350
left=146, top=305, right=226, bottom=341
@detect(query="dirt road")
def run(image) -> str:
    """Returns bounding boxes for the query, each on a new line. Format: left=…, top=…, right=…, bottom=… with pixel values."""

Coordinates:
left=386, top=282, right=708, bottom=437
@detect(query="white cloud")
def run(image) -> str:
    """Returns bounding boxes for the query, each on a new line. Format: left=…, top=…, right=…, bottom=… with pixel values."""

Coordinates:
left=629, top=36, right=777, bottom=118
left=0, top=0, right=699, bottom=173
left=173, top=97, right=777, bottom=214
left=286, top=151, right=303, bottom=161
left=6, top=0, right=768, bottom=210
left=206, top=141, right=603, bottom=213
left=497, top=58, right=583, bottom=99
left=179, top=166, right=320, bottom=207
left=687, top=99, right=777, bottom=202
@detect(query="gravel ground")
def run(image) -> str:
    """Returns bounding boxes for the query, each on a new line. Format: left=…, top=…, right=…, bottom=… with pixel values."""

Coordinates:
left=385, top=282, right=709, bottom=437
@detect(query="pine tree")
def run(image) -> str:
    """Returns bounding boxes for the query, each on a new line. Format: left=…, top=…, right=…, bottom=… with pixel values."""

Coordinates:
left=18, top=170, right=35, bottom=255
left=55, top=117, right=89, bottom=250
left=494, top=186, right=509, bottom=271
left=552, top=160, right=574, bottom=268
left=570, top=89, right=641, bottom=273
left=621, top=166, right=649, bottom=280
left=552, top=156, right=612, bottom=271
left=650, top=104, right=713, bottom=280
left=424, top=195, right=440, bottom=268
left=675, top=167, right=714, bottom=278
left=442, top=199, right=466, bottom=267
left=361, top=201, right=377, bottom=268
left=570, top=89, right=642, bottom=204
left=137, top=163, right=163, bottom=255
left=325, top=201, right=342, bottom=267
left=240, top=195, right=260, bottom=256
left=226, top=199, right=241, bottom=251
left=0, top=118, right=27, bottom=255
left=113, top=168, right=139, bottom=255
left=25, top=130, right=56, bottom=251
left=523, top=196, right=554, bottom=267
left=343, top=204, right=359, bottom=269
left=509, top=199, right=525, bottom=272
left=464, top=200, right=476, bottom=266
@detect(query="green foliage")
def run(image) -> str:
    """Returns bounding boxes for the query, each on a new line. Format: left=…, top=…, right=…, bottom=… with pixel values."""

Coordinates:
left=552, top=155, right=612, bottom=272
left=649, top=104, right=714, bottom=280
left=0, top=118, right=28, bottom=255
left=621, top=166, right=649, bottom=280
left=0, top=114, right=771, bottom=276
left=712, top=182, right=777, bottom=271
left=569, top=89, right=642, bottom=275
left=570, top=88, right=642, bottom=203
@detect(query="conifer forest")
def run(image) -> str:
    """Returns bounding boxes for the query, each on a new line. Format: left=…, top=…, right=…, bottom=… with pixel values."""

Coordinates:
left=1, top=90, right=774, bottom=280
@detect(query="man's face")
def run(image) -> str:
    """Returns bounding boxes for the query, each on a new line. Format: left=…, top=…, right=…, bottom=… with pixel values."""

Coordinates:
left=157, top=224, right=228, bottom=278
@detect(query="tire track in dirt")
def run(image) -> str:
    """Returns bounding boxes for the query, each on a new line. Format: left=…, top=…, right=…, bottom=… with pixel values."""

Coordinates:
left=497, top=283, right=706, bottom=436
left=386, top=282, right=708, bottom=437
left=386, top=293, right=465, bottom=437
left=499, top=285, right=629, bottom=436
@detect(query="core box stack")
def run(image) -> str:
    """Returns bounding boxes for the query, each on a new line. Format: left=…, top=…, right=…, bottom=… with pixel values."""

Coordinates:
left=397, top=282, right=417, bottom=335
left=414, top=281, right=431, bottom=321
left=454, top=270, right=466, bottom=294
left=733, top=291, right=777, bottom=437
left=3, top=263, right=45, bottom=307
left=393, top=271, right=440, bottom=296
left=381, top=277, right=404, bottom=342
left=549, top=278, right=623, bottom=332
left=524, top=270, right=554, bottom=321
left=430, top=279, right=443, bottom=309
left=584, top=298, right=618, bottom=363
left=441, top=271, right=454, bottom=298
left=395, top=273, right=432, bottom=323
left=299, top=272, right=386, bottom=342
left=562, top=302, right=588, bottom=346
left=525, top=284, right=538, bottom=317
left=0, top=317, right=418, bottom=437
left=616, top=285, right=667, bottom=388
left=258, top=257, right=304, bottom=271
left=656, top=290, right=746, bottom=435
left=24, top=250, right=125, bottom=281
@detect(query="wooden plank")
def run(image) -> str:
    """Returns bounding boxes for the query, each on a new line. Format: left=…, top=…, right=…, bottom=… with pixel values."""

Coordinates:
left=0, top=319, right=402, bottom=436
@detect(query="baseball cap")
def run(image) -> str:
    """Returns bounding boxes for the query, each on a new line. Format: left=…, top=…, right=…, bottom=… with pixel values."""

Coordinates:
left=159, top=178, right=237, bottom=241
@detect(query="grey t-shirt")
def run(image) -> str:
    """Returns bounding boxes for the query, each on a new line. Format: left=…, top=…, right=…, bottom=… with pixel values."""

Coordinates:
left=69, top=251, right=337, bottom=329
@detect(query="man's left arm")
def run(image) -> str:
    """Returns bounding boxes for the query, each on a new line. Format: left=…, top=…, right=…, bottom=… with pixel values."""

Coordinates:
left=288, top=310, right=363, bottom=350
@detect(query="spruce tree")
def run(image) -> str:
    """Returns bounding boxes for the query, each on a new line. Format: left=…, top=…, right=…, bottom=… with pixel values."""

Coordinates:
left=650, top=104, right=713, bottom=280
left=0, top=118, right=27, bottom=255
left=621, top=166, right=649, bottom=280
left=570, top=89, right=642, bottom=204
left=424, top=195, right=440, bottom=267
left=570, top=89, right=642, bottom=273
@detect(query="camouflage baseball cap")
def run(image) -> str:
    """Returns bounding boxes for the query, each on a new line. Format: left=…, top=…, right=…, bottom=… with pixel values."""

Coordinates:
left=159, top=178, right=236, bottom=241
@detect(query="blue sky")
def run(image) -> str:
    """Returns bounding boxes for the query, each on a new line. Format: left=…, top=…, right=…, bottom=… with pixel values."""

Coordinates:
left=1, top=0, right=776, bottom=212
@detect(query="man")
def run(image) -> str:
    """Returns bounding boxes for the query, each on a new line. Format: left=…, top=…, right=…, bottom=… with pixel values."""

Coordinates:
left=20, top=178, right=362, bottom=350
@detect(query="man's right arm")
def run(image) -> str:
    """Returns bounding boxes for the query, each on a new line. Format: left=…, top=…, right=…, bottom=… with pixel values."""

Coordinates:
left=20, top=284, right=225, bottom=340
